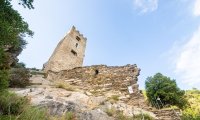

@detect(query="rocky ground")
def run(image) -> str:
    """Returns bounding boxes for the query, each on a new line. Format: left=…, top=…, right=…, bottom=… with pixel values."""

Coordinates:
left=10, top=74, right=156, bottom=120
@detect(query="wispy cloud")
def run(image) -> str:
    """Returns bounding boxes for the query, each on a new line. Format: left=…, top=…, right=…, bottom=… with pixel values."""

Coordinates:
left=173, top=26, right=200, bottom=87
left=194, top=0, right=200, bottom=16
left=133, top=0, right=159, bottom=13
left=169, top=0, right=200, bottom=89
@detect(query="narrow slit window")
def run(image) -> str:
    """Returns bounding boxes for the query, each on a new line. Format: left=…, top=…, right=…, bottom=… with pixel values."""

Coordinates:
left=71, top=49, right=77, bottom=56
left=95, top=70, right=99, bottom=75
left=76, top=43, right=78, bottom=48
left=76, top=36, right=81, bottom=41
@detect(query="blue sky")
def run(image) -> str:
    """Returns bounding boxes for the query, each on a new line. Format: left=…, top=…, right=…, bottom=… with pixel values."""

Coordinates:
left=12, top=0, right=200, bottom=89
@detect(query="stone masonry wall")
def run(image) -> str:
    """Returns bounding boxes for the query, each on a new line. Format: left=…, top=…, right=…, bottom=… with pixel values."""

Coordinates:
left=47, top=64, right=141, bottom=100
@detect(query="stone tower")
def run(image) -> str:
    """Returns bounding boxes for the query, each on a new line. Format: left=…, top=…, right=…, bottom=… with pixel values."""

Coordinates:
left=44, top=26, right=87, bottom=72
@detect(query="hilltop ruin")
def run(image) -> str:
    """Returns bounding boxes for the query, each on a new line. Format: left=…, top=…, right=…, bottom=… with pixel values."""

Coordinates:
left=44, top=26, right=87, bottom=72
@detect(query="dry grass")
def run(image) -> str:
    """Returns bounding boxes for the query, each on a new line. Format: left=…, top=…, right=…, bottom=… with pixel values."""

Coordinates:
left=108, top=95, right=120, bottom=103
left=49, top=112, right=76, bottom=120
left=105, top=107, right=116, bottom=116
left=54, top=81, right=76, bottom=91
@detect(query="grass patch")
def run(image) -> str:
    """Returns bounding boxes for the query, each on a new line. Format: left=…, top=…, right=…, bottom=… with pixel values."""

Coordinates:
left=105, top=107, right=116, bottom=116
left=54, top=81, right=76, bottom=91
left=110, top=95, right=119, bottom=101
left=65, top=111, right=75, bottom=120
left=107, top=95, right=120, bottom=103
left=116, top=111, right=132, bottom=120
left=0, top=90, right=50, bottom=120
left=0, top=91, right=29, bottom=115
left=48, top=111, right=76, bottom=120
left=15, top=106, right=48, bottom=120
left=105, top=107, right=154, bottom=120
left=134, top=113, right=154, bottom=120
left=90, top=89, right=104, bottom=96
left=116, top=112, right=154, bottom=120
left=0, top=90, right=77, bottom=120
left=30, top=71, right=45, bottom=75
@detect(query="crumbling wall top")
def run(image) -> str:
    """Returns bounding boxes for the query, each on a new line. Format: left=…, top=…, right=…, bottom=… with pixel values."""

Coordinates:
left=68, top=26, right=87, bottom=41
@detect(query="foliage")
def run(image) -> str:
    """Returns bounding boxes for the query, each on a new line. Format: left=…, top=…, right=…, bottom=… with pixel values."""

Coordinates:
left=16, top=106, right=49, bottom=120
left=0, top=91, right=29, bottom=115
left=0, top=0, right=33, bottom=53
left=0, top=0, right=33, bottom=91
left=181, top=89, right=200, bottom=120
left=9, top=68, right=31, bottom=88
left=0, top=70, right=9, bottom=91
left=145, top=73, right=187, bottom=109
left=14, top=0, right=34, bottom=9
left=0, top=48, right=10, bottom=69
left=0, top=91, right=51, bottom=120
left=142, top=90, right=148, bottom=101
left=0, top=115, right=16, bottom=120
left=13, top=62, right=26, bottom=68
left=30, top=67, right=40, bottom=71
left=30, top=70, right=45, bottom=76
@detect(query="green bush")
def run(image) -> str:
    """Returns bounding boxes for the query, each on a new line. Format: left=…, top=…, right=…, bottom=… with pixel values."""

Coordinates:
left=181, top=108, right=200, bottom=120
left=0, top=70, right=9, bottom=91
left=181, top=89, right=200, bottom=120
left=145, top=73, right=187, bottom=109
left=13, top=62, right=26, bottom=68
left=0, top=91, right=29, bottom=115
left=9, top=68, right=31, bottom=88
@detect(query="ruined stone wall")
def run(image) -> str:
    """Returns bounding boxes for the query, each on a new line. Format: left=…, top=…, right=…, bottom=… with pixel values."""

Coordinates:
left=47, top=64, right=141, bottom=97
left=44, top=26, right=87, bottom=72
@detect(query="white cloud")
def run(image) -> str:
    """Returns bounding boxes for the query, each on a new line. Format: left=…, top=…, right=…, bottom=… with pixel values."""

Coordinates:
left=133, top=0, right=158, bottom=13
left=194, top=0, right=200, bottom=16
left=173, top=26, right=200, bottom=87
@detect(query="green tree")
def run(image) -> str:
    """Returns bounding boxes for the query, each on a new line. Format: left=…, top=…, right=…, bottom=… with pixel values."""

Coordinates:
left=145, top=73, right=187, bottom=109
left=0, top=0, right=33, bottom=90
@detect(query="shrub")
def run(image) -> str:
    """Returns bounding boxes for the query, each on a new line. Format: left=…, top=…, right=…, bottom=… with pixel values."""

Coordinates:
left=181, top=108, right=200, bottom=120
left=0, top=91, right=51, bottom=120
left=0, top=70, right=9, bottom=91
left=181, top=89, right=200, bottom=120
left=145, top=73, right=187, bottom=109
left=13, top=62, right=26, bottom=68
left=0, top=91, right=29, bottom=115
left=9, top=68, right=31, bottom=88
